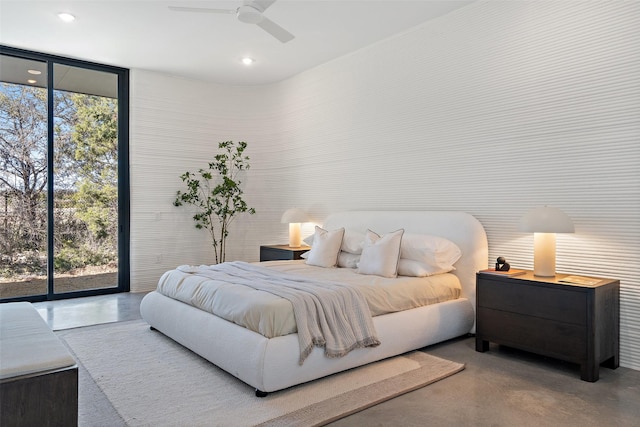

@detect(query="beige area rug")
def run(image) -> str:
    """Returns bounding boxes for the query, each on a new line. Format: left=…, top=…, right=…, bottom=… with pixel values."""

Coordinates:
left=58, top=320, right=464, bottom=427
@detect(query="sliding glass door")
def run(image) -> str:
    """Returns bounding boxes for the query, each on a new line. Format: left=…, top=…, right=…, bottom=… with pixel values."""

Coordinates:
left=0, top=47, right=129, bottom=301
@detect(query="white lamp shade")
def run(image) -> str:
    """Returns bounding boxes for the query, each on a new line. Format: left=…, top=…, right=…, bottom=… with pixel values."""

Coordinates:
left=519, top=206, right=574, bottom=277
left=281, top=208, right=309, bottom=224
left=519, top=206, right=574, bottom=233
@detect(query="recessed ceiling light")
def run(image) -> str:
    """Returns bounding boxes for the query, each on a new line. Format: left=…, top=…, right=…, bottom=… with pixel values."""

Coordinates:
left=28, top=69, right=42, bottom=75
left=27, top=79, right=37, bottom=84
left=58, top=12, right=76, bottom=22
left=241, top=57, right=254, bottom=66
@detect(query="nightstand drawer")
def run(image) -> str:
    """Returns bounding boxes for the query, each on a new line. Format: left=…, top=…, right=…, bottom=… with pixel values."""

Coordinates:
left=477, top=278, right=587, bottom=325
left=259, top=245, right=308, bottom=261
left=478, top=307, right=587, bottom=360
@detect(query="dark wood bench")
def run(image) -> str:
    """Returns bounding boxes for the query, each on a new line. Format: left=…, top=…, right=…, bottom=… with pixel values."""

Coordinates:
left=0, top=302, right=78, bottom=426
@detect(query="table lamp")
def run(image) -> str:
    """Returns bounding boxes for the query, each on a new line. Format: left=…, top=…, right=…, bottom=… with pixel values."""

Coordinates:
left=519, top=206, right=574, bottom=277
left=281, top=208, right=309, bottom=247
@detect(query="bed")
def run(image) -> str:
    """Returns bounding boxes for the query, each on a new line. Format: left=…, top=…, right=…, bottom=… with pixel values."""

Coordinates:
left=140, top=211, right=488, bottom=395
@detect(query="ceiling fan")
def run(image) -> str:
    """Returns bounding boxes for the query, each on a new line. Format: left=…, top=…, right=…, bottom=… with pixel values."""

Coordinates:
left=169, top=0, right=295, bottom=43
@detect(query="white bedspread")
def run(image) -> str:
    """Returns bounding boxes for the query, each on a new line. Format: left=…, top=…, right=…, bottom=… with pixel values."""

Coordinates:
left=174, top=262, right=380, bottom=364
left=157, top=260, right=461, bottom=339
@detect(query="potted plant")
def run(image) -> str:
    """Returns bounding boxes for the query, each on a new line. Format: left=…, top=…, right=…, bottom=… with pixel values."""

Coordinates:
left=174, top=141, right=256, bottom=263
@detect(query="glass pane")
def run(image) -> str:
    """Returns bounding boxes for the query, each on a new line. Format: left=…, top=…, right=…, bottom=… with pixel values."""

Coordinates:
left=52, top=63, right=119, bottom=293
left=0, top=54, right=49, bottom=299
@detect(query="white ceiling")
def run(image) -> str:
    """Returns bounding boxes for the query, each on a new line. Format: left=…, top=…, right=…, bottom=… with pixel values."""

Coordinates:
left=0, top=0, right=473, bottom=86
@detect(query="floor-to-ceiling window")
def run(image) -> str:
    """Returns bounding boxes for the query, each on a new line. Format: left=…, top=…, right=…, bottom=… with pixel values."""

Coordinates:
left=0, top=46, right=129, bottom=301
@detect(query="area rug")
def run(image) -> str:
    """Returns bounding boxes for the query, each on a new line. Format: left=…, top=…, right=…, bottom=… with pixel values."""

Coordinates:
left=57, top=319, right=464, bottom=427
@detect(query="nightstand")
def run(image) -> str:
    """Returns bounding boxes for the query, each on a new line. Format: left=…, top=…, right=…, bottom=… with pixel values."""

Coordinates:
left=259, top=245, right=309, bottom=261
left=475, top=270, right=619, bottom=382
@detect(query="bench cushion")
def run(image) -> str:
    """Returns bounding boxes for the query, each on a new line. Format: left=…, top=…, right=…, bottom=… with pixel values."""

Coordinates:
left=0, top=302, right=76, bottom=381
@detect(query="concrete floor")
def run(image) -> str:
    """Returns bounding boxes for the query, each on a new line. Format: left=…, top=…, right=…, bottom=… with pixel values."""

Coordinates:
left=34, top=292, right=146, bottom=330
left=34, top=293, right=640, bottom=427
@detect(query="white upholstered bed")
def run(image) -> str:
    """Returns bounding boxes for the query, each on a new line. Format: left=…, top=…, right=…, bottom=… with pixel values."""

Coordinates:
left=140, top=211, right=488, bottom=395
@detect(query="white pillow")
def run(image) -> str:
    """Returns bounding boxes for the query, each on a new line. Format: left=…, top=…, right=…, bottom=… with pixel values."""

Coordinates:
left=305, top=229, right=365, bottom=255
left=400, top=233, right=462, bottom=274
left=303, top=234, right=314, bottom=247
left=397, top=259, right=455, bottom=277
left=337, top=252, right=360, bottom=268
left=357, top=229, right=404, bottom=278
left=305, top=226, right=345, bottom=268
left=341, top=230, right=365, bottom=254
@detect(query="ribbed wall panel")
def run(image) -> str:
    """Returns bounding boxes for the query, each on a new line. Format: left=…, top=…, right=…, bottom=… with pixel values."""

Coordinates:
left=130, top=1, right=639, bottom=370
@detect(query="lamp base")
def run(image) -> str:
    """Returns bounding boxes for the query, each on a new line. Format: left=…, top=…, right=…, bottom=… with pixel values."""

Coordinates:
left=533, top=232, right=556, bottom=277
left=288, top=223, right=301, bottom=248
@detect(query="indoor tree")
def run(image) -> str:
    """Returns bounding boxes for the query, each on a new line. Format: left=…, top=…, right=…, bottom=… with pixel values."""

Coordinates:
left=174, top=141, right=256, bottom=264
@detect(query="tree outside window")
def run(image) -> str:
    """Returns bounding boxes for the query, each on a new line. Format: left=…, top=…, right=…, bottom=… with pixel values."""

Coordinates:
left=0, top=82, right=118, bottom=285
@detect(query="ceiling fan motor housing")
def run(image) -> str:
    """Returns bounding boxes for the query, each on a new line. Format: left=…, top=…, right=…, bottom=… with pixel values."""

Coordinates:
left=237, top=5, right=264, bottom=24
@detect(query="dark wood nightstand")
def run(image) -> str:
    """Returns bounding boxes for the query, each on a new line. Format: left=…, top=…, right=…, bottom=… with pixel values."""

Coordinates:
left=475, top=270, right=619, bottom=382
left=259, top=245, right=310, bottom=262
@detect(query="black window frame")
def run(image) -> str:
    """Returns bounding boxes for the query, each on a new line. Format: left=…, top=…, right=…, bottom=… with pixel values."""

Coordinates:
left=0, top=45, right=130, bottom=302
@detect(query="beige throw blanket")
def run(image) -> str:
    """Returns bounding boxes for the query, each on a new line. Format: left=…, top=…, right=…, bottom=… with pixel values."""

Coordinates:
left=177, top=262, right=380, bottom=364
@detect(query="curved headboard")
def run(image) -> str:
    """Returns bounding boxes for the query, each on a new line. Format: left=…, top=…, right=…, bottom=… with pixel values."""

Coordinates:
left=323, top=211, right=488, bottom=314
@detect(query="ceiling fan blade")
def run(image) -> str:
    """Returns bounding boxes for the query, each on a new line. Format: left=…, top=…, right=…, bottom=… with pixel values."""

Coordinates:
left=256, top=16, right=294, bottom=43
left=168, top=6, right=234, bottom=14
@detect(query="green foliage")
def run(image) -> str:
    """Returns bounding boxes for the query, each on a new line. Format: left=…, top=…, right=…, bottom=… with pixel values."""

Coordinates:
left=71, top=95, right=118, bottom=180
left=0, top=251, right=45, bottom=279
left=53, top=243, right=116, bottom=273
left=174, top=141, right=256, bottom=263
left=70, top=94, right=118, bottom=246
left=73, top=176, right=118, bottom=240
left=1, top=82, right=118, bottom=280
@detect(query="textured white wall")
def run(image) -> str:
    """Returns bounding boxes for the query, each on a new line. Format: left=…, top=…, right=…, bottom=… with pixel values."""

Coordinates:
left=130, top=1, right=640, bottom=369
left=129, top=72, right=278, bottom=288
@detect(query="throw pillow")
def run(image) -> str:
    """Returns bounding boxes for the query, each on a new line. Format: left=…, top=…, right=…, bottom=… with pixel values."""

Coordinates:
left=305, top=226, right=345, bottom=268
left=357, top=229, right=404, bottom=278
